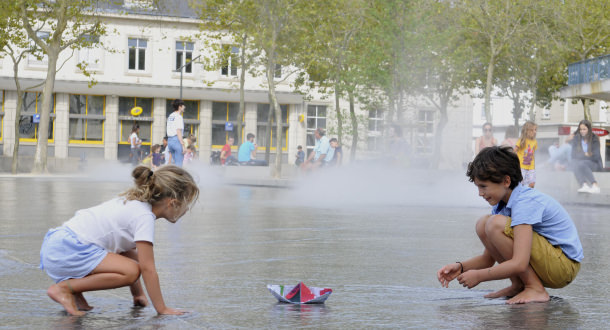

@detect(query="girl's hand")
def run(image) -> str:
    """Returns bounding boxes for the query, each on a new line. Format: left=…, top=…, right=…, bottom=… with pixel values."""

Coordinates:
left=158, top=307, right=188, bottom=315
left=437, top=263, right=461, bottom=288
left=457, top=270, right=481, bottom=289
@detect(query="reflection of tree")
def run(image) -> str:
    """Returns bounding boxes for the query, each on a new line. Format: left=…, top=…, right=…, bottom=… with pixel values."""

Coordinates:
left=18, top=116, right=34, bottom=136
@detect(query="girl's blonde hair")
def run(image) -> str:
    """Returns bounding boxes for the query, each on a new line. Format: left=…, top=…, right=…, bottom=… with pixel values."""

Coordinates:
left=120, top=165, right=199, bottom=208
left=517, top=121, right=537, bottom=151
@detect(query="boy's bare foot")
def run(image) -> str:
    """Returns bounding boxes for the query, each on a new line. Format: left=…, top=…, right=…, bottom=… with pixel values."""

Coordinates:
left=74, top=293, right=93, bottom=311
left=485, top=284, right=523, bottom=299
left=506, top=287, right=549, bottom=304
left=133, top=295, right=148, bottom=307
left=47, top=284, right=85, bottom=316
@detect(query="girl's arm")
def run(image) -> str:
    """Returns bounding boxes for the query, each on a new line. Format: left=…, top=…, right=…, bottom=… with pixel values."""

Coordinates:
left=136, top=241, right=185, bottom=315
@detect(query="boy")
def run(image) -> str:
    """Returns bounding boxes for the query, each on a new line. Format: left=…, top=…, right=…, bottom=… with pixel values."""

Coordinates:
left=295, top=145, right=305, bottom=166
left=437, top=146, right=582, bottom=304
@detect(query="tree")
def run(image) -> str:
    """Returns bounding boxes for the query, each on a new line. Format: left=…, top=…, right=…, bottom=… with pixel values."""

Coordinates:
left=18, top=0, right=105, bottom=173
left=457, top=0, right=532, bottom=124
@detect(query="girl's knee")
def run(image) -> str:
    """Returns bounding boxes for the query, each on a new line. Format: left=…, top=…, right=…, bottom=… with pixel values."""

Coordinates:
left=124, top=260, right=141, bottom=284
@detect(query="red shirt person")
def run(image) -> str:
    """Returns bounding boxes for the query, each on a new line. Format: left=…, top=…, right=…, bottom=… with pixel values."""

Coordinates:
left=220, top=137, right=235, bottom=165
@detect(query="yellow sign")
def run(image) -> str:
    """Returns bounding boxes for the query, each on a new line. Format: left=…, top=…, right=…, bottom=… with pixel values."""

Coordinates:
left=130, top=106, right=143, bottom=116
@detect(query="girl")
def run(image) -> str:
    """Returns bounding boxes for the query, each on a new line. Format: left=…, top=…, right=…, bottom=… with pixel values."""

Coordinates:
left=40, top=165, right=199, bottom=316
left=568, top=119, right=602, bottom=193
left=475, top=122, right=497, bottom=155
left=515, top=121, right=538, bottom=188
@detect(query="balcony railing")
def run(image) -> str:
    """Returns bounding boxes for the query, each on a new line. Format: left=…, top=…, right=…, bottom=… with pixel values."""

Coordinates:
left=568, top=54, right=610, bottom=85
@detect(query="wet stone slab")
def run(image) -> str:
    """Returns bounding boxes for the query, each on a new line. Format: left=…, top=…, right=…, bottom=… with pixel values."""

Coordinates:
left=0, top=174, right=609, bottom=329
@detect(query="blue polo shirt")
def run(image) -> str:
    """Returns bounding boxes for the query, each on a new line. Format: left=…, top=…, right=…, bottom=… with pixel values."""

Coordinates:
left=238, top=141, right=255, bottom=162
left=492, top=185, right=583, bottom=262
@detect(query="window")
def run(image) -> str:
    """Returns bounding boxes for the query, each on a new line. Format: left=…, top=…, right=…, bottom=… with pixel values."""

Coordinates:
left=166, top=99, right=199, bottom=143
left=256, top=103, right=288, bottom=150
left=415, top=110, right=435, bottom=155
left=128, top=38, right=147, bottom=71
left=542, top=108, right=551, bottom=120
left=306, top=105, right=326, bottom=155
left=211, top=101, right=242, bottom=146
left=176, top=41, right=194, bottom=73
left=118, top=97, right=152, bottom=146
left=367, top=109, right=384, bottom=151
left=274, top=64, right=282, bottom=79
left=69, top=95, right=104, bottom=143
left=19, top=92, right=55, bottom=141
left=78, top=35, right=102, bottom=70
left=28, top=31, right=50, bottom=66
left=221, top=45, right=239, bottom=77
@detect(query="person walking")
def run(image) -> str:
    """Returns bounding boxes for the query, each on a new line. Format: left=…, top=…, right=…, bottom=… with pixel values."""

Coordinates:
left=166, top=99, right=186, bottom=166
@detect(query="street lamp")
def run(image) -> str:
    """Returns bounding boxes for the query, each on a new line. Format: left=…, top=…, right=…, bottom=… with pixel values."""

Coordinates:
left=174, top=54, right=201, bottom=100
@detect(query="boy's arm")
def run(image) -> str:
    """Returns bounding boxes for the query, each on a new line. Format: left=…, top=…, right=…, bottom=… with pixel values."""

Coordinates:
left=458, top=225, right=533, bottom=288
left=136, top=241, right=185, bottom=315
left=437, top=252, right=494, bottom=288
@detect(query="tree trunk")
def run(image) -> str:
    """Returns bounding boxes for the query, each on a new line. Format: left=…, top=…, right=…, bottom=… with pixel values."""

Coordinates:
left=432, top=98, right=448, bottom=169
left=11, top=91, right=25, bottom=174
left=582, top=99, right=591, bottom=121
left=348, top=89, right=358, bottom=162
left=484, top=52, right=495, bottom=124
left=334, top=81, right=343, bottom=145
left=236, top=35, right=247, bottom=146
left=32, top=49, right=59, bottom=174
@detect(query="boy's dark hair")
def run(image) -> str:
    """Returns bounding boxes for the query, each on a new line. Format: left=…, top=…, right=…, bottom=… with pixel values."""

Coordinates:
left=329, top=138, right=338, bottom=143
left=297, top=145, right=302, bottom=149
left=172, top=99, right=185, bottom=111
left=247, top=133, right=255, bottom=140
left=467, top=146, right=522, bottom=189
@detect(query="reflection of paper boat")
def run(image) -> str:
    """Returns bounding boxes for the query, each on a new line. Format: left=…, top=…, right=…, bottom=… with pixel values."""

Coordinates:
left=267, top=282, right=332, bottom=304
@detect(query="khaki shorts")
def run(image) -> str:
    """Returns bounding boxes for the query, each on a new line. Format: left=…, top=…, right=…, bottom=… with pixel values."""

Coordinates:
left=504, top=217, right=580, bottom=289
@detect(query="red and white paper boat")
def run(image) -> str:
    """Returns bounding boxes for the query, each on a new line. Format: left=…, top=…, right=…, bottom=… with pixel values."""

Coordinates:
left=267, top=282, right=332, bottom=304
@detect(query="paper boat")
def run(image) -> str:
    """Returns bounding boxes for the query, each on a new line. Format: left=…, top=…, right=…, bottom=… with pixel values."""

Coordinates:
left=267, top=282, right=332, bottom=304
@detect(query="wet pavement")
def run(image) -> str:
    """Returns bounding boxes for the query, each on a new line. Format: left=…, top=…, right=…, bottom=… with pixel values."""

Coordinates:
left=0, top=166, right=609, bottom=329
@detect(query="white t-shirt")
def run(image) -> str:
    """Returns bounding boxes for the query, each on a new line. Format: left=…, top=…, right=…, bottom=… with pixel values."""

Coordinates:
left=64, top=197, right=156, bottom=253
left=166, top=111, right=184, bottom=137
left=129, top=132, right=140, bottom=148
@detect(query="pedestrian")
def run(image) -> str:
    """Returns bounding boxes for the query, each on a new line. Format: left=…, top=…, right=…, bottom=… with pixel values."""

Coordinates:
left=220, top=136, right=237, bottom=165
left=437, top=146, right=583, bottom=304
left=295, top=145, right=305, bottom=166
left=475, top=122, right=497, bottom=155
left=129, top=124, right=142, bottom=166
left=567, top=119, right=602, bottom=193
left=167, top=99, right=186, bottom=166
left=515, top=121, right=538, bottom=188
left=301, top=128, right=329, bottom=170
left=237, top=133, right=267, bottom=166
left=39, top=165, right=199, bottom=316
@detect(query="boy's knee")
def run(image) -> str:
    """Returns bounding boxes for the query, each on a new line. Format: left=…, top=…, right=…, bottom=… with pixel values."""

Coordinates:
left=125, top=261, right=141, bottom=284
left=485, top=215, right=507, bottom=236
left=476, top=215, right=492, bottom=238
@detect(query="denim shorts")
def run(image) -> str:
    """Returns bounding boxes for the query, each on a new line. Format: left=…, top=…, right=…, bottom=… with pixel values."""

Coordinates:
left=40, top=227, right=108, bottom=283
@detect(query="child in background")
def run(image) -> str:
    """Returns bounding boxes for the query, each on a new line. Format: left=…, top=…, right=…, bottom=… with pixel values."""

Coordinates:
left=295, top=145, right=305, bottom=166
left=151, top=144, right=162, bottom=169
left=501, top=125, right=519, bottom=151
left=437, top=146, right=582, bottom=304
left=515, top=121, right=538, bottom=188
left=40, top=165, right=199, bottom=316
left=184, top=145, right=196, bottom=164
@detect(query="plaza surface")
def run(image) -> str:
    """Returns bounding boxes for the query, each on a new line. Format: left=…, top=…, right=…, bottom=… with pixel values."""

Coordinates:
left=0, top=164, right=609, bottom=329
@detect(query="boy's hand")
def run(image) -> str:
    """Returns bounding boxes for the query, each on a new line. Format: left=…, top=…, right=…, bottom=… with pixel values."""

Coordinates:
left=457, top=270, right=481, bottom=289
left=437, top=263, right=461, bottom=288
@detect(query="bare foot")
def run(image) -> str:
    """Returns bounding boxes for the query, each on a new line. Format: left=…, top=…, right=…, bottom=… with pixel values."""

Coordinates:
left=47, top=284, right=85, bottom=316
left=506, top=287, right=549, bottom=304
left=133, top=295, right=149, bottom=307
left=74, top=293, right=93, bottom=311
left=485, top=284, right=523, bottom=299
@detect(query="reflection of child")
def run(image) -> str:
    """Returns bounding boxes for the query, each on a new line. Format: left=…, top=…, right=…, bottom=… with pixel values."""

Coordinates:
left=295, top=145, right=305, bottom=166
left=151, top=144, right=162, bottom=169
left=515, top=121, right=538, bottom=188
left=39, top=165, right=199, bottom=316
left=437, top=146, right=582, bottom=305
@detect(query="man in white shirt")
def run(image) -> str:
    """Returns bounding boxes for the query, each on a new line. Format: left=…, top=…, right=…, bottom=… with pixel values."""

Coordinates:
left=166, top=99, right=186, bottom=166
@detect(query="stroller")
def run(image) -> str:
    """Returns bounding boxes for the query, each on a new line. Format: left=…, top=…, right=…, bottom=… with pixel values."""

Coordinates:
left=210, top=151, right=221, bottom=165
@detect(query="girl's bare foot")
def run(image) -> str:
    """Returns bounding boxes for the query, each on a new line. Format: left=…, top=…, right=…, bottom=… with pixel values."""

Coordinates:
left=133, top=295, right=148, bottom=307
left=47, top=284, right=85, bottom=316
left=485, top=284, right=523, bottom=299
left=506, top=287, right=550, bottom=304
left=74, top=293, right=93, bottom=311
